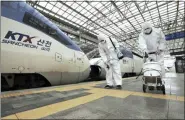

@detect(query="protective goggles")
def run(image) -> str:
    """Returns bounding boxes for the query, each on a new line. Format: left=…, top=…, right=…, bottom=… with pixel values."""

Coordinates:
left=100, top=39, right=106, bottom=43
left=144, top=27, right=152, bottom=34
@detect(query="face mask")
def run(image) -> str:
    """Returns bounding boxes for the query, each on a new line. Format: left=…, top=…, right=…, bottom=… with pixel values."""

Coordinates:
left=100, top=39, right=106, bottom=43
left=144, top=27, right=152, bottom=35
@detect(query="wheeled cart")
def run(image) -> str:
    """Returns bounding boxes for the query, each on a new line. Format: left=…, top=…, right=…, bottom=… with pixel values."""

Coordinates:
left=142, top=62, right=165, bottom=94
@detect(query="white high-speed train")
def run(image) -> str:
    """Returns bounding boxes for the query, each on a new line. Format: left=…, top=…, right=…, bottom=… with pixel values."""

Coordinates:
left=1, top=1, right=90, bottom=91
left=89, top=55, right=144, bottom=80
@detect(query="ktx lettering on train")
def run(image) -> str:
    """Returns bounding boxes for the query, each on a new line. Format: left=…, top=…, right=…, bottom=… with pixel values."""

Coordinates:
left=2, top=30, right=52, bottom=52
left=5, top=31, right=37, bottom=44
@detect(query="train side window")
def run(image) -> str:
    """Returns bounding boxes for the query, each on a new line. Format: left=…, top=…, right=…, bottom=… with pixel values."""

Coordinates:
left=48, top=28, right=57, bottom=35
left=48, top=27, right=58, bottom=40
left=23, top=12, right=71, bottom=45
left=23, top=12, right=48, bottom=33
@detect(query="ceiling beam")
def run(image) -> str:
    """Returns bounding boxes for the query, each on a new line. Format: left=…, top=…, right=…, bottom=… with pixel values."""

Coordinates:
left=156, top=1, right=163, bottom=31
left=111, top=1, right=139, bottom=33
left=172, top=1, right=179, bottom=52
left=86, top=1, right=128, bottom=38
left=134, top=2, right=145, bottom=22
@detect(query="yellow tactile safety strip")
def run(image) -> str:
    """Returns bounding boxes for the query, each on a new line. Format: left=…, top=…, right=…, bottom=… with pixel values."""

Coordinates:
left=1, top=114, right=18, bottom=119
left=1, top=76, right=184, bottom=119
left=1, top=91, right=34, bottom=98
left=2, top=93, right=106, bottom=119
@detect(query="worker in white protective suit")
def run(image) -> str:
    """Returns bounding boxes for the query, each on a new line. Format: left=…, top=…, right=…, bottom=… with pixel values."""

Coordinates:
left=97, top=33, right=122, bottom=89
left=138, top=21, right=167, bottom=76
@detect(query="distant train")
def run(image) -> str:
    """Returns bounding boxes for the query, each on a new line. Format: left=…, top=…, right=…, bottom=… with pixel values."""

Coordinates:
left=89, top=55, right=144, bottom=80
left=1, top=1, right=90, bottom=91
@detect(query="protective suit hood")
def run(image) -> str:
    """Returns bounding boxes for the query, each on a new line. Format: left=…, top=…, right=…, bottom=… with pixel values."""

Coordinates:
left=142, top=22, right=153, bottom=30
left=97, top=33, right=107, bottom=43
left=142, top=22, right=153, bottom=34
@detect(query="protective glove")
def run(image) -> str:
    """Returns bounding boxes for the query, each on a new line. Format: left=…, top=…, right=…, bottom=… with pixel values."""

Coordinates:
left=143, top=51, right=148, bottom=58
left=144, top=52, right=148, bottom=58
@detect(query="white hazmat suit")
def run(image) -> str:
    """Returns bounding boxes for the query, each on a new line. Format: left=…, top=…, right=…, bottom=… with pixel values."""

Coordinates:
left=97, top=34, right=122, bottom=89
left=138, top=22, right=166, bottom=76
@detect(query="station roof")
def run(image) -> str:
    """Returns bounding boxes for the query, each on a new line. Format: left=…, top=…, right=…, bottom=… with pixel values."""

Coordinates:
left=27, top=1, right=184, bottom=57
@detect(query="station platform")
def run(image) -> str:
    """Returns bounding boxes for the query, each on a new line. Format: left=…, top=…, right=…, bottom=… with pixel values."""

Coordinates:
left=1, top=73, right=184, bottom=119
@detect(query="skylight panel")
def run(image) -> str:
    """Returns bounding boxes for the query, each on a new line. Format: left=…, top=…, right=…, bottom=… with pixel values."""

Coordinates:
left=39, top=2, right=47, bottom=7
left=66, top=14, right=74, bottom=20
left=159, top=5, right=167, bottom=13
left=62, top=12, right=69, bottom=18
left=162, top=16, right=168, bottom=21
left=112, top=25, right=121, bottom=31
left=97, top=3, right=104, bottom=10
left=52, top=7, right=59, bottom=13
left=50, top=2, right=56, bottom=6
left=157, top=2, right=166, bottom=6
left=66, top=8, right=73, bottom=14
left=88, top=14, right=94, bottom=19
left=84, top=12, right=91, bottom=17
left=55, top=3, right=63, bottom=8
left=76, top=6, right=83, bottom=12
left=61, top=5, right=68, bottom=11
left=179, top=2, right=184, bottom=9
left=129, top=3, right=137, bottom=11
left=78, top=20, right=85, bottom=26
left=115, top=1, right=122, bottom=6
left=131, top=9, right=139, bottom=15
left=90, top=2, right=99, bottom=7
left=135, top=16, right=144, bottom=23
left=125, top=12, right=132, bottom=18
left=89, top=8, right=97, bottom=14
left=147, top=2, right=156, bottom=8
left=66, top=2, right=74, bottom=8
left=169, top=13, right=176, bottom=18
left=91, top=16, right=97, bottom=21
left=72, top=16, right=78, bottom=22
left=80, top=9, right=87, bottom=15
left=80, top=2, right=88, bottom=7
left=138, top=2, right=145, bottom=7
left=58, top=10, right=65, bottom=16
left=70, top=12, right=77, bottom=17
left=86, top=5, right=93, bottom=11
left=75, top=19, right=82, bottom=24
left=46, top=3, right=53, bottom=10
left=72, top=13, right=80, bottom=19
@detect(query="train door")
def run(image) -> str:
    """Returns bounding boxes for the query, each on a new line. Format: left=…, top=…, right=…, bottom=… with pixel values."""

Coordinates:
left=74, top=51, right=84, bottom=82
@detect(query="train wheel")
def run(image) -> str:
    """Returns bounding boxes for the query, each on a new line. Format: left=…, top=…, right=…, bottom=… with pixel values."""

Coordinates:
left=143, top=84, right=146, bottom=93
